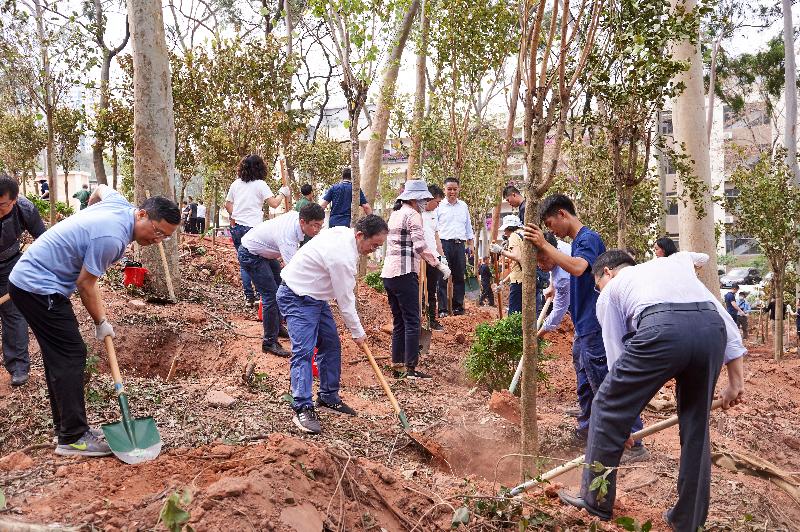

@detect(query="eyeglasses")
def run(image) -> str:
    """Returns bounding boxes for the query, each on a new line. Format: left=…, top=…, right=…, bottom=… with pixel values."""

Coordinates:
left=149, top=219, right=172, bottom=241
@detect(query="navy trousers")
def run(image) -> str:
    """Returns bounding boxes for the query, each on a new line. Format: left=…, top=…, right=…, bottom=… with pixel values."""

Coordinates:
left=237, top=247, right=282, bottom=346
left=276, top=284, right=342, bottom=411
left=580, top=303, right=725, bottom=531
left=0, top=255, right=31, bottom=376
left=230, top=224, right=255, bottom=300
left=437, top=240, right=466, bottom=313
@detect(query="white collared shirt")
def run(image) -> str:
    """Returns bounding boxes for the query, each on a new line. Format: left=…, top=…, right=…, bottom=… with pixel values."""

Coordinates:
left=280, top=226, right=365, bottom=338
left=241, top=210, right=305, bottom=263
left=596, top=251, right=745, bottom=370
left=421, top=208, right=439, bottom=253
left=436, top=199, right=474, bottom=241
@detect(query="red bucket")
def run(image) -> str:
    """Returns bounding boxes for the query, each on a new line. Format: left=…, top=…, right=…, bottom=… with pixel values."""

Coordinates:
left=123, top=266, right=148, bottom=287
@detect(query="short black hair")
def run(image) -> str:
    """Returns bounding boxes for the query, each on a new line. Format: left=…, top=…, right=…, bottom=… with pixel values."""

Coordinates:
left=238, top=154, right=267, bottom=183
left=444, top=177, right=460, bottom=186
left=591, top=249, right=636, bottom=278
left=342, top=168, right=352, bottom=181
left=299, top=203, right=325, bottom=222
left=140, top=196, right=181, bottom=225
left=82, top=184, right=88, bottom=189
left=0, top=175, right=19, bottom=200
left=428, top=184, right=444, bottom=198
left=539, top=194, right=576, bottom=219
left=502, top=185, right=520, bottom=199
left=300, top=183, right=313, bottom=196
left=655, top=236, right=678, bottom=257
left=625, top=247, right=638, bottom=262
left=543, top=231, right=557, bottom=248
left=731, top=284, right=740, bottom=290
left=354, top=214, right=388, bottom=238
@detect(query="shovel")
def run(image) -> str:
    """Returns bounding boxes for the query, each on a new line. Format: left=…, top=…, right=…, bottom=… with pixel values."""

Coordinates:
left=418, top=258, right=432, bottom=355
left=507, top=398, right=724, bottom=496
left=359, top=341, right=410, bottom=429
left=101, top=336, right=162, bottom=464
left=508, top=296, right=553, bottom=394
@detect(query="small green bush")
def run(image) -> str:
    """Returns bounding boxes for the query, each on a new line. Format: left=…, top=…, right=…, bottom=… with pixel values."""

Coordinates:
left=466, top=313, right=550, bottom=392
left=363, top=270, right=385, bottom=293
left=26, top=193, right=74, bottom=220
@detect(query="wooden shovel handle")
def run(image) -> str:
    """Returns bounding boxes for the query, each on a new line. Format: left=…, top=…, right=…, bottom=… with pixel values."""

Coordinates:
left=359, top=342, right=402, bottom=415
left=145, top=189, right=176, bottom=301
left=0, top=293, right=9, bottom=306
left=104, top=335, right=124, bottom=390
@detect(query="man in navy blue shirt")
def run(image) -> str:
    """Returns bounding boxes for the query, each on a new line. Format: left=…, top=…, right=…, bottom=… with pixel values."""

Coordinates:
left=524, top=194, right=644, bottom=457
left=321, top=168, right=372, bottom=228
left=724, top=285, right=743, bottom=323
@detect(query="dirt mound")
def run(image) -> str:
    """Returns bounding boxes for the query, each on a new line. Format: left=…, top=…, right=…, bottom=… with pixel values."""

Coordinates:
left=6, top=434, right=452, bottom=531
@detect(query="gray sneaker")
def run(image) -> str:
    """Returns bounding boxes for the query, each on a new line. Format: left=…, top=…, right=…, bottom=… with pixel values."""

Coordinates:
left=55, top=430, right=112, bottom=457
left=52, top=427, right=105, bottom=445
left=620, top=444, right=650, bottom=464
left=292, top=405, right=321, bottom=434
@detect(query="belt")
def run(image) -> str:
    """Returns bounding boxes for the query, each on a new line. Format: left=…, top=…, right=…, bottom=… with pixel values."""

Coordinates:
left=442, top=238, right=465, bottom=244
left=636, top=301, right=717, bottom=328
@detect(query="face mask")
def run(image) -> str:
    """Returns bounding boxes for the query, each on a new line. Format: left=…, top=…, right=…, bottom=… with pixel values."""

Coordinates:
left=418, top=199, right=429, bottom=211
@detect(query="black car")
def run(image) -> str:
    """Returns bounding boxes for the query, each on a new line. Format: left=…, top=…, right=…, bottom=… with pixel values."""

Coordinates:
left=719, top=267, right=761, bottom=288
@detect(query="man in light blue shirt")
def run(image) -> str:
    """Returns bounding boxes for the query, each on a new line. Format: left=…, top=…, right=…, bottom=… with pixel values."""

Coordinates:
left=537, top=232, right=571, bottom=335
left=8, top=185, right=180, bottom=458
left=435, top=178, right=474, bottom=316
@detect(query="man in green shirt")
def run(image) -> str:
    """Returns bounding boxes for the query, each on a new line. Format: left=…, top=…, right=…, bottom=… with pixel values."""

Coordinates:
left=293, top=183, right=314, bottom=212
left=73, top=184, right=90, bottom=210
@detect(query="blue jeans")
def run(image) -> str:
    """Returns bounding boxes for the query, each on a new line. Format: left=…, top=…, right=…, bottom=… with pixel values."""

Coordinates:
left=230, top=224, right=255, bottom=300
left=276, top=284, right=342, bottom=411
left=572, top=329, right=643, bottom=439
left=508, top=282, right=522, bottom=314
left=237, top=247, right=281, bottom=345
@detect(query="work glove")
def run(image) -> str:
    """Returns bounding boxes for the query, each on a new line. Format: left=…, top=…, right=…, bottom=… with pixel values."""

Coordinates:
left=278, top=185, right=291, bottom=198
left=439, top=256, right=448, bottom=267
left=490, top=243, right=504, bottom=254
left=438, top=262, right=451, bottom=280
left=95, top=319, right=115, bottom=341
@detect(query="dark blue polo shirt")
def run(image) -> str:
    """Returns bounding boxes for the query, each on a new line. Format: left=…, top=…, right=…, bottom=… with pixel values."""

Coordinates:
left=323, top=181, right=368, bottom=228
left=569, top=226, right=605, bottom=337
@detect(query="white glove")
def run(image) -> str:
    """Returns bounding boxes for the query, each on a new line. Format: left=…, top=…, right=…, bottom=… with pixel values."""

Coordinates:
left=490, top=243, right=504, bottom=254
left=439, top=256, right=448, bottom=267
left=95, top=319, right=115, bottom=341
left=438, top=262, right=451, bottom=280
left=278, top=185, right=291, bottom=197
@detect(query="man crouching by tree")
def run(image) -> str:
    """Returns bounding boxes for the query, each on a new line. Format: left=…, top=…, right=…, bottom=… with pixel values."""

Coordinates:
left=557, top=249, right=745, bottom=531
left=8, top=185, right=180, bottom=457
left=277, top=215, right=388, bottom=434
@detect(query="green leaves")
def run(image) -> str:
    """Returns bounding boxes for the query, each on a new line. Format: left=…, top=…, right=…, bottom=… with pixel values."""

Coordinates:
left=616, top=516, right=653, bottom=532
left=158, top=489, right=194, bottom=532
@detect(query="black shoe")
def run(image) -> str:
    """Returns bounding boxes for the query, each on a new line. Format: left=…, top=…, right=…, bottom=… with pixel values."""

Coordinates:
left=262, top=342, right=290, bottom=358
left=569, top=428, right=588, bottom=446
left=10, top=371, right=29, bottom=387
left=316, top=398, right=357, bottom=416
left=453, top=308, right=465, bottom=316
left=278, top=325, right=290, bottom=338
left=438, top=311, right=449, bottom=318
left=663, top=509, right=675, bottom=531
left=292, top=405, right=321, bottom=434
left=405, top=369, right=432, bottom=380
left=620, top=444, right=650, bottom=464
left=557, top=490, right=611, bottom=521
left=430, top=319, right=444, bottom=331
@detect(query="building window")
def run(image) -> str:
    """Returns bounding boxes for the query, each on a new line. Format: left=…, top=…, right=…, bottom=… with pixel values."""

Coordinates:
left=725, top=235, right=760, bottom=256
left=666, top=197, right=678, bottom=216
left=660, top=117, right=673, bottom=135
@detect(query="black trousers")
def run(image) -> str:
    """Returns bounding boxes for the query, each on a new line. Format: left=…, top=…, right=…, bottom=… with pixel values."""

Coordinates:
left=437, top=239, right=466, bottom=313
left=0, top=255, right=31, bottom=376
left=425, top=263, right=441, bottom=320
left=479, top=282, right=494, bottom=306
left=580, top=303, right=725, bottom=531
left=383, top=273, right=421, bottom=369
left=9, top=283, right=88, bottom=444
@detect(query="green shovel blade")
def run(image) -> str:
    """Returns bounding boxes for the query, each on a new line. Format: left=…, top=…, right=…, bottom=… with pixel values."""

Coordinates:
left=102, top=393, right=162, bottom=465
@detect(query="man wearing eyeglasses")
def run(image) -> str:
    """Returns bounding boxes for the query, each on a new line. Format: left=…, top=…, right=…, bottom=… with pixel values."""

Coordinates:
left=557, top=249, right=745, bottom=531
left=0, top=174, right=46, bottom=387
left=8, top=184, right=180, bottom=458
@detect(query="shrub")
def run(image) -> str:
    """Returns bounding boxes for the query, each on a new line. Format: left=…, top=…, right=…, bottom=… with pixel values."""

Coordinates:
left=26, top=193, right=74, bottom=220
left=466, top=313, right=550, bottom=392
left=363, top=270, right=385, bottom=293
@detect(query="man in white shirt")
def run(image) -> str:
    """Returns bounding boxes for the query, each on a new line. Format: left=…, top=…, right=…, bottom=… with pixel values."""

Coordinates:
left=436, top=178, right=474, bottom=316
left=276, top=214, right=388, bottom=434
left=557, top=250, right=745, bottom=531
left=422, top=184, right=445, bottom=330
left=240, top=204, right=326, bottom=358
left=195, top=200, right=207, bottom=234
left=225, top=154, right=291, bottom=307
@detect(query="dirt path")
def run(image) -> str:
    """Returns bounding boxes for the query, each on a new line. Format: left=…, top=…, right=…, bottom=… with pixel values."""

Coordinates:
left=1, top=236, right=798, bottom=531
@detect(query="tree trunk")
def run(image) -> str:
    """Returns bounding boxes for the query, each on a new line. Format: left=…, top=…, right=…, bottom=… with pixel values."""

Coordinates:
left=406, top=0, right=428, bottom=179
left=783, top=0, right=799, bottom=181
left=64, top=170, right=69, bottom=206
left=706, top=39, right=720, bottom=143
left=616, top=181, right=628, bottom=248
left=520, top=194, right=540, bottom=478
left=128, top=0, right=178, bottom=299
left=670, top=0, right=719, bottom=295
left=33, top=0, right=57, bottom=224
left=774, top=269, right=785, bottom=361
left=492, top=64, right=522, bottom=241
left=45, top=127, right=56, bottom=224
left=361, top=0, right=421, bottom=202
left=349, top=108, right=362, bottom=229
left=93, top=50, right=112, bottom=186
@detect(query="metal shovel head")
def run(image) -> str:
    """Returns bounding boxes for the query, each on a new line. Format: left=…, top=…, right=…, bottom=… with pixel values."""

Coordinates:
left=419, top=328, right=432, bottom=355
left=102, top=393, right=162, bottom=464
